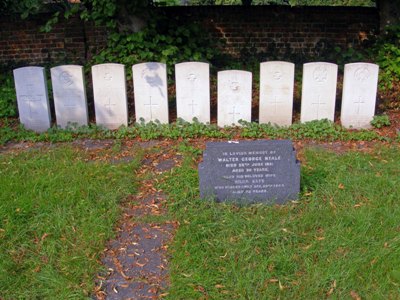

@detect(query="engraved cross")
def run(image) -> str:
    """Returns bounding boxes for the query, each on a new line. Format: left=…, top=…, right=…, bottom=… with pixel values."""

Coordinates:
left=105, top=97, right=116, bottom=114
left=22, top=96, right=41, bottom=118
left=354, top=96, right=365, bottom=115
left=228, top=106, right=241, bottom=124
left=188, top=98, right=198, bottom=115
left=270, top=95, right=284, bottom=114
left=144, top=96, right=159, bottom=120
left=311, top=95, right=326, bottom=119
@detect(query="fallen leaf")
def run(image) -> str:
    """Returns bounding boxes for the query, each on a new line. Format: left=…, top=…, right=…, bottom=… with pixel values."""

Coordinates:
left=136, top=262, right=147, bottom=267
left=350, top=290, right=361, bottom=300
left=215, top=284, right=224, bottom=289
left=33, top=265, right=41, bottom=273
left=338, top=183, right=345, bottom=190
left=326, top=280, right=336, bottom=297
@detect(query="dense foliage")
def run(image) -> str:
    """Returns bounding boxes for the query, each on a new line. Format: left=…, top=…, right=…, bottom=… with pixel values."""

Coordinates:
left=154, top=0, right=375, bottom=6
left=92, top=15, right=220, bottom=77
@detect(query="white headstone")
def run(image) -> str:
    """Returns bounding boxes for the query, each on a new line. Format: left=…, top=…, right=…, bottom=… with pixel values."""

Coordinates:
left=259, top=61, right=294, bottom=126
left=341, top=63, right=379, bottom=129
left=51, top=65, right=88, bottom=128
left=175, top=62, right=210, bottom=124
left=217, top=70, right=252, bottom=127
left=300, top=62, right=338, bottom=123
left=92, top=63, right=128, bottom=130
left=13, top=66, right=51, bottom=132
left=132, top=62, right=169, bottom=124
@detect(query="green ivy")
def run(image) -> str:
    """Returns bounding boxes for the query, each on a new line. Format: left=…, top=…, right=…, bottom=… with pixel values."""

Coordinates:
left=372, top=25, right=400, bottom=90
left=92, top=14, right=221, bottom=78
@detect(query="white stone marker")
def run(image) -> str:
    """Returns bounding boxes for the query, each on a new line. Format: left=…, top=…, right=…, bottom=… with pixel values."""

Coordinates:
left=51, top=65, right=88, bottom=128
left=341, top=63, right=379, bottom=129
left=13, top=66, right=51, bottom=132
left=92, top=63, right=128, bottom=130
left=300, top=62, right=338, bottom=123
left=132, top=62, right=169, bottom=124
left=175, top=62, right=210, bottom=124
left=259, top=61, right=294, bottom=126
left=217, top=70, right=252, bottom=127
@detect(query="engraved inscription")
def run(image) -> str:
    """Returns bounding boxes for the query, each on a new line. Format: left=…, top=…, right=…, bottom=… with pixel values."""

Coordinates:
left=272, top=68, right=283, bottom=80
left=213, top=150, right=283, bottom=195
left=104, top=72, right=113, bottom=81
left=21, top=95, right=42, bottom=118
left=187, top=73, right=197, bottom=82
left=230, top=80, right=240, bottom=92
left=313, top=66, right=328, bottom=83
left=59, top=71, right=73, bottom=86
left=62, top=90, right=80, bottom=108
left=354, top=67, right=370, bottom=82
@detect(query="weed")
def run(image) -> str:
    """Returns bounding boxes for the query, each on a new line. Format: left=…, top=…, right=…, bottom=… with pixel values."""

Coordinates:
left=370, top=114, right=391, bottom=128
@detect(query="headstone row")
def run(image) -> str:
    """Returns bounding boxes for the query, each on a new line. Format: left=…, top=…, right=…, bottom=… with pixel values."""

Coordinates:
left=13, top=62, right=379, bottom=132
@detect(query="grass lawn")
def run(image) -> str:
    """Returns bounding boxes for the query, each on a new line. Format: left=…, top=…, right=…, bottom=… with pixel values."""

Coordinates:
left=0, top=146, right=141, bottom=299
left=161, top=144, right=400, bottom=299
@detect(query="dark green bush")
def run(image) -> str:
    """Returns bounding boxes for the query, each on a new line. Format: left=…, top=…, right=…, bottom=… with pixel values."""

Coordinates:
left=0, top=74, right=17, bottom=118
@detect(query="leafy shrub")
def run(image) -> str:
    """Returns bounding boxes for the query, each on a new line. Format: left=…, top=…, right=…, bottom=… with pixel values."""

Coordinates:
left=92, top=14, right=221, bottom=78
left=0, top=74, right=17, bottom=118
left=370, top=115, right=391, bottom=128
left=372, top=25, right=400, bottom=90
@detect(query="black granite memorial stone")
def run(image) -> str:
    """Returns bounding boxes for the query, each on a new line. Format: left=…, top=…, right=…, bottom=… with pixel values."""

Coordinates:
left=198, top=140, right=300, bottom=204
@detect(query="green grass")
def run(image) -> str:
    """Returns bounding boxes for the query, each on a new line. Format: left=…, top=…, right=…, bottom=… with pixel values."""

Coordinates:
left=160, top=144, right=400, bottom=299
left=0, top=146, right=141, bottom=299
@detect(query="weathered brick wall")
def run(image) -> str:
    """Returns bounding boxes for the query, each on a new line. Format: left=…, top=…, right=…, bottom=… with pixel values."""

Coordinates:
left=0, top=14, right=108, bottom=66
left=0, top=5, right=378, bottom=66
left=163, top=5, right=379, bottom=60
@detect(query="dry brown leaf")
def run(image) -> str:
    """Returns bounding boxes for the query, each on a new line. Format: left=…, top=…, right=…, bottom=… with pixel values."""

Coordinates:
left=215, top=284, right=224, bottom=289
left=326, top=280, right=336, bottom=297
left=338, top=183, right=345, bottom=190
left=350, top=290, right=361, bottom=300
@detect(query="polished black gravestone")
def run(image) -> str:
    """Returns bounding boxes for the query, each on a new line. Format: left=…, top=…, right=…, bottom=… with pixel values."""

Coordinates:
left=198, top=140, right=300, bottom=204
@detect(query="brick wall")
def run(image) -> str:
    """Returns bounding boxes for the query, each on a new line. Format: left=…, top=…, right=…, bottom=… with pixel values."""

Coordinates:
left=0, top=5, right=378, bottom=66
left=0, top=14, right=108, bottom=66
left=163, top=5, right=379, bottom=60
